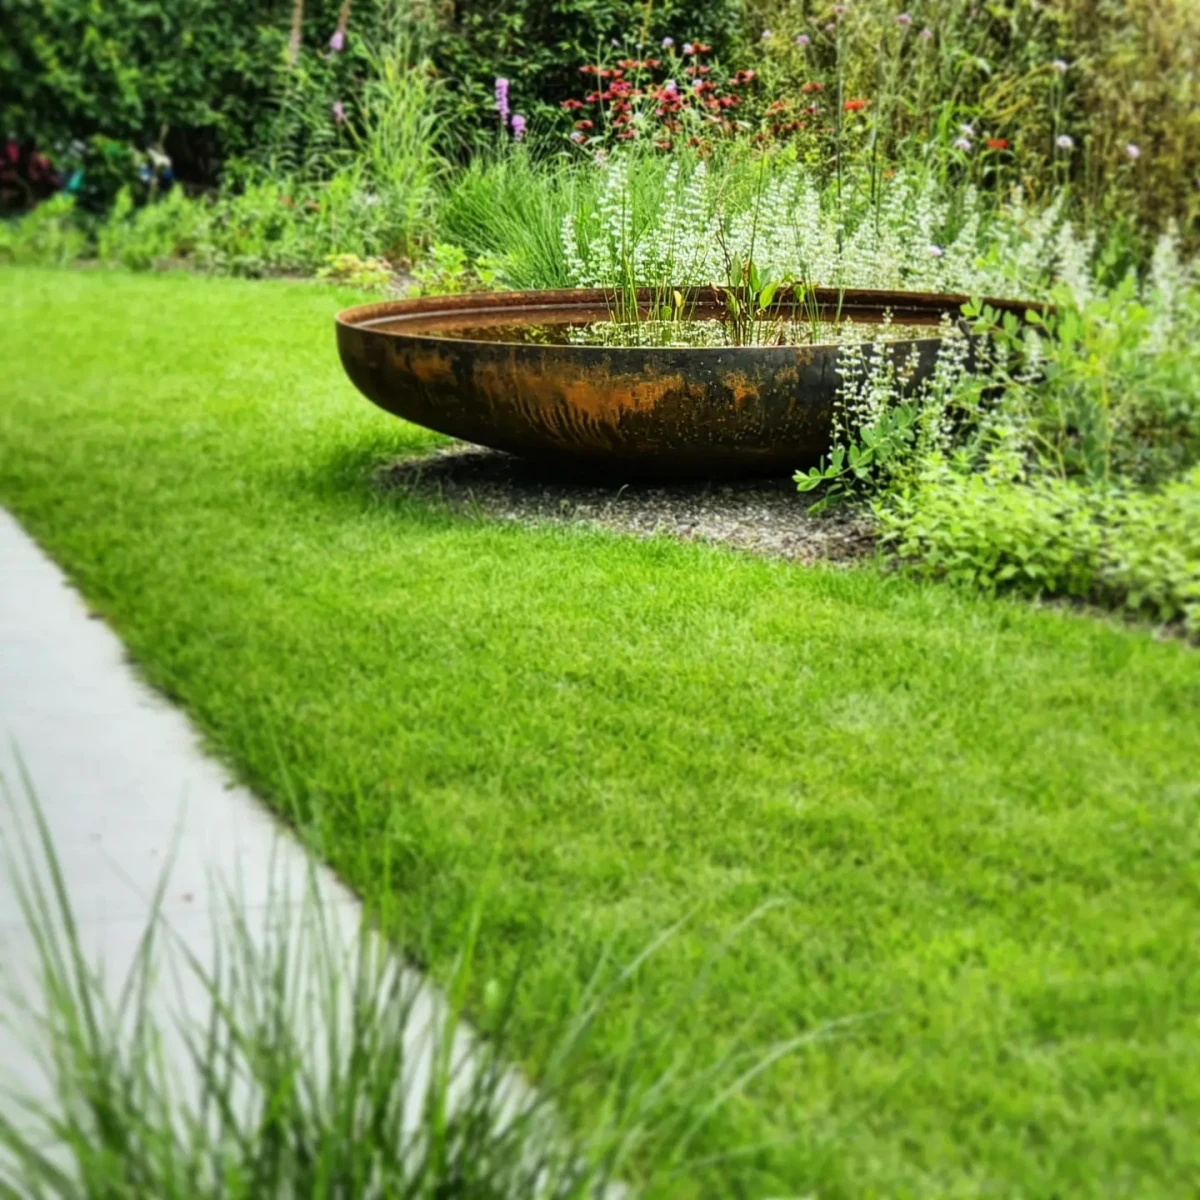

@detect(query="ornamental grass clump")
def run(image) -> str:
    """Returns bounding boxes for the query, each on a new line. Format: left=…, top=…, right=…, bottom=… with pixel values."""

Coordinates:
left=0, top=776, right=825, bottom=1198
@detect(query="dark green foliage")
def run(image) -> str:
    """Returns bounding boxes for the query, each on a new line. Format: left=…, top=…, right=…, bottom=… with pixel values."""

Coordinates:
left=428, top=0, right=745, bottom=145
left=0, top=0, right=368, bottom=194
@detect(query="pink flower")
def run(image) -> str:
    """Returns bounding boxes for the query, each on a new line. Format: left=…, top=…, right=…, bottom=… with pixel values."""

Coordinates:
left=795, top=33, right=810, bottom=46
left=1125, top=142, right=1141, bottom=160
left=953, top=136, right=972, bottom=151
left=511, top=113, right=526, bottom=141
left=570, top=130, right=585, bottom=144
left=682, top=41, right=694, bottom=54
left=919, top=26, right=933, bottom=39
left=331, top=101, right=346, bottom=123
left=927, top=245, right=943, bottom=258
left=328, top=28, right=345, bottom=51
left=896, top=12, right=912, bottom=25
left=495, top=77, right=510, bottom=125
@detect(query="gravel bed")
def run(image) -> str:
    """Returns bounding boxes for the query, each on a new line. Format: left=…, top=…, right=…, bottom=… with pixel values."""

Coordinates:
left=377, top=445, right=877, bottom=565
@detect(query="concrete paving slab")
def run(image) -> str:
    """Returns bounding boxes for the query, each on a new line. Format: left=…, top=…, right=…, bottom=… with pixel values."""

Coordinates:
left=0, top=507, right=516, bottom=1157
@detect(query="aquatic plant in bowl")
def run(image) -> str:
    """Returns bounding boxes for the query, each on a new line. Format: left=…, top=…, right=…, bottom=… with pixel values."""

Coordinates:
left=336, top=282, right=1034, bottom=478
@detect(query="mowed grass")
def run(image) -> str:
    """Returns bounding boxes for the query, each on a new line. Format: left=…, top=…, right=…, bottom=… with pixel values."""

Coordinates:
left=3, top=266, right=1200, bottom=1197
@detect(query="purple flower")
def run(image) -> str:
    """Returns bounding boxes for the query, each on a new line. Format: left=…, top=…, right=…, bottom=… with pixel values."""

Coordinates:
left=329, top=28, right=345, bottom=51
left=511, top=113, right=526, bottom=141
left=960, top=123, right=976, bottom=137
left=919, top=26, right=933, bottom=39
left=1051, top=59, right=1069, bottom=75
left=1125, top=142, right=1141, bottom=160
left=693, top=78, right=704, bottom=91
left=331, top=100, right=346, bottom=124
left=495, top=77, right=510, bottom=125
left=896, top=12, right=912, bottom=25
left=833, top=4, right=848, bottom=14
left=570, top=131, right=585, bottom=144
left=795, top=33, right=810, bottom=46
left=1056, top=133, right=1075, bottom=150
left=662, top=36, right=674, bottom=47
left=761, top=28, right=772, bottom=40
left=953, top=136, right=973, bottom=151
left=682, top=41, right=694, bottom=54
left=664, top=78, right=678, bottom=92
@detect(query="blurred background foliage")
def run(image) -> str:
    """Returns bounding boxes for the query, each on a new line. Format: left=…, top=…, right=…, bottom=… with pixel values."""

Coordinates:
left=2, top=0, right=1196, bottom=238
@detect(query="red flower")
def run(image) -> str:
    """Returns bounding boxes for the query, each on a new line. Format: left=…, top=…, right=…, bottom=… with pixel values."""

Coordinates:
left=843, top=98, right=868, bottom=112
left=730, top=69, right=757, bottom=85
left=617, top=129, right=636, bottom=140
left=986, top=137, right=1009, bottom=150
left=654, top=138, right=672, bottom=150
left=584, top=91, right=601, bottom=102
left=574, top=119, right=594, bottom=130
left=801, top=81, right=825, bottom=93
left=561, top=98, right=584, bottom=110
left=692, top=42, right=711, bottom=54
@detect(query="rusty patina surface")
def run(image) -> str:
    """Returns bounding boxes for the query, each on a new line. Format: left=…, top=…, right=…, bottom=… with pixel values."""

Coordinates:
left=336, top=287, right=1032, bottom=478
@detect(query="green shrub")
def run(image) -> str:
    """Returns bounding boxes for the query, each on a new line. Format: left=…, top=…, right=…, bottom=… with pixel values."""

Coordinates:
left=0, top=0, right=386, bottom=196
left=0, top=194, right=87, bottom=265
left=1104, top=470, right=1200, bottom=633
left=94, top=185, right=209, bottom=269
left=878, top=466, right=1200, bottom=635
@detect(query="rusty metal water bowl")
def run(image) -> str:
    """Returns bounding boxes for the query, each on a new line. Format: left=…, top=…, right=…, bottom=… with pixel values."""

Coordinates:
left=336, top=286, right=1025, bottom=479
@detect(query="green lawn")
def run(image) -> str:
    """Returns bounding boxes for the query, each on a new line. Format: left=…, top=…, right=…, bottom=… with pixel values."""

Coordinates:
left=3, top=266, right=1200, bottom=1197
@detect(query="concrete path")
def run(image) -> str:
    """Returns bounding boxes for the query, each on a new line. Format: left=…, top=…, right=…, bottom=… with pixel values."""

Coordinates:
left=0, top=507, right=483, bottom=1143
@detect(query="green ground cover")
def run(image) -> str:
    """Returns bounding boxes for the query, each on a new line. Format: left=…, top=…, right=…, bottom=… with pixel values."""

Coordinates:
left=3, top=266, right=1200, bottom=1196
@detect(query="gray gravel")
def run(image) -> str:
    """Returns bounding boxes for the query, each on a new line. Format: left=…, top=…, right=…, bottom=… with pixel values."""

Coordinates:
left=377, top=445, right=876, bottom=565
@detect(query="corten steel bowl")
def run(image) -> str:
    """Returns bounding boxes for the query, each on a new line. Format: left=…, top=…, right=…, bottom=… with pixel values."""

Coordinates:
left=336, top=287, right=1029, bottom=478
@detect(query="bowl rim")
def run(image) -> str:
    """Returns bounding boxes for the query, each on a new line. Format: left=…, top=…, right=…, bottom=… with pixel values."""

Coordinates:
left=336, top=285, right=1042, bottom=353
